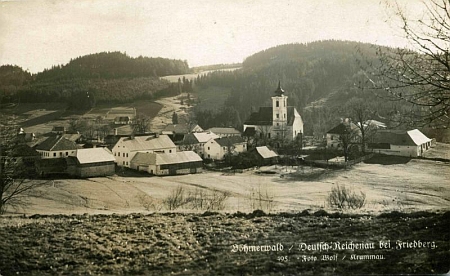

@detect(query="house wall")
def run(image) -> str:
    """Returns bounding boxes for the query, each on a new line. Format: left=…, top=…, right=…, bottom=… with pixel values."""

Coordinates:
left=37, top=150, right=77, bottom=159
left=67, top=162, right=115, bottom=178
left=326, top=134, right=341, bottom=149
left=372, top=145, right=420, bottom=157
left=149, top=163, right=203, bottom=175
left=292, top=110, right=304, bottom=140
left=204, top=140, right=247, bottom=160
left=113, top=146, right=175, bottom=167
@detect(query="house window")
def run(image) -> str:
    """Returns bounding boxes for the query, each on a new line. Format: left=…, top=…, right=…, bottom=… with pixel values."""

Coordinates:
left=114, top=152, right=116, bottom=156
left=123, top=153, right=125, bottom=157
left=126, top=162, right=128, bottom=165
left=123, top=161, right=125, bottom=165
left=331, top=136, right=334, bottom=140
left=118, top=152, right=120, bottom=156
left=276, top=101, right=279, bottom=107
left=277, top=123, right=279, bottom=126
left=284, top=114, right=286, bottom=118
left=208, top=147, right=210, bottom=150
left=276, top=113, right=279, bottom=118
left=53, top=153, right=56, bottom=157
left=126, top=153, right=128, bottom=157
left=169, top=150, right=172, bottom=153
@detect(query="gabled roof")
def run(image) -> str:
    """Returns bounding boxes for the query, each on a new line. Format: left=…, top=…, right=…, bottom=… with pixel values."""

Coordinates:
left=372, top=129, right=431, bottom=146
left=182, top=132, right=219, bottom=145
left=327, top=122, right=359, bottom=135
left=75, top=148, right=115, bottom=164
left=163, top=124, right=190, bottom=134
left=63, top=133, right=82, bottom=142
left=214, top=136, right=245, bottom=147
left=206, top=127, right=241, bottom=135
left=116, top=135, right=176, bottom=152
left=255, top=146, right=278, bottom=159
left=35, top=136, right=80, bottom=151
left=132, top=151, right=202, bottom=166
left=244, top=106, right=297, bottom=126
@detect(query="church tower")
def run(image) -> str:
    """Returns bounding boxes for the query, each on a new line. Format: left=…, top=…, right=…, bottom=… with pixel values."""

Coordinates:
left=271, top=81, right=288, bottom=135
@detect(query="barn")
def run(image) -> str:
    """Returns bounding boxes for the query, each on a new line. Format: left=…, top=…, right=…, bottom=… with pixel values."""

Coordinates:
left=368, top=129, right=432, bottom=157
left=67, top=148, right=116, bottom=178
left=130, top=151, right=203, bottom=176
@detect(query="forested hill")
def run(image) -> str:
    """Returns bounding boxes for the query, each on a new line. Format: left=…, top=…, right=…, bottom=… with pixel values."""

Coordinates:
left=0, top=52, right=191, bottom=109
left=35, top=52, right=190, bottom=82
left=194, top=40, right=403, bottom=135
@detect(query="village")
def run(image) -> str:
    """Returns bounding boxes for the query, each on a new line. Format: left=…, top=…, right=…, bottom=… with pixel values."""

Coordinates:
left=9, top=82, right=438, bottom=180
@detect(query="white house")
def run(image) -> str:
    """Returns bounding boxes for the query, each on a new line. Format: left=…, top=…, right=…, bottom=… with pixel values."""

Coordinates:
left=130, top=151, right=203, bottom=175
left=112, top=134, right=176, bottom=167
left=203, top=136, right=247, bottom=160
left=35, top=136, right=80, bottom=159
left=243, top=82, right=303, bottom=146
left=179, top=132, right=219, bottom=158
left=368, top=129, right=432, bottom=157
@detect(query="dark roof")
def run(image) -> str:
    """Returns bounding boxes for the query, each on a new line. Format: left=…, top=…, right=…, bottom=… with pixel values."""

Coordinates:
left=327, top=122, right=359, bottom=135
left=11, top=144, right=40, bottom=157
left=214, top=136, right=245, bottom=147
left=35, top=136, right=80, bottom=151
left=372, top=129, right=431, bottom=146
left=163, top=124, right=190, bottom=134
left=243, top=127, right=256, bottom=137
left=274, top=81, right=285, bottom=96
left=244, top=106, right=296, bottom=126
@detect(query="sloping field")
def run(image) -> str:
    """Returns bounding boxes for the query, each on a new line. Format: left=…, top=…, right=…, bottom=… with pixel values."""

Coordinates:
left=9, top=158, right=450, bottom=216
left=0, top=211, right=448, bottom=275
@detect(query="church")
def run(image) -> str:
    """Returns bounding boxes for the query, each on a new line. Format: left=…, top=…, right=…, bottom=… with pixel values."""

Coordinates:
left=243, top=82, right=303, bottom=144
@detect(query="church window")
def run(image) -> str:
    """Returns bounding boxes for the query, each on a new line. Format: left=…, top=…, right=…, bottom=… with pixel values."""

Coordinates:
left=284, top=113, right=286, bottom=118
left=276, top=114, right=279, bottom=118
left=276, top=101, right=279, bottom=107
left=268, top=133, right=271, bottom=138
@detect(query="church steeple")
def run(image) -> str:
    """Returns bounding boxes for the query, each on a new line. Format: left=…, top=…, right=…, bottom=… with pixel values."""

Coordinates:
left=274, top=80, right=285, bottom=96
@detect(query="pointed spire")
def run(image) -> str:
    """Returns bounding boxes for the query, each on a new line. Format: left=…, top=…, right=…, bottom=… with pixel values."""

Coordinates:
left=274, top=80, right=285, bottom=96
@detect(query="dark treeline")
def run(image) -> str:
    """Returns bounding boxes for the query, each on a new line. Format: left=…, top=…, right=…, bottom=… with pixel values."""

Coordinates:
left=36, top=52, right=190, bottom=82
left=0, top=52, right=190, bottom=110
left=193, top=40, right=412, bottom=135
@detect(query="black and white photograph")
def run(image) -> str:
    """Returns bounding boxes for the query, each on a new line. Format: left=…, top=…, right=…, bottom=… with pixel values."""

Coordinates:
left=0, top=0, right=449, bottom=274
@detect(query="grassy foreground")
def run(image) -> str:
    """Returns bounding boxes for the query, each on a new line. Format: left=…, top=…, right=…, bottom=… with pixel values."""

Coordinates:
left=0, top=211, right=449, bottom=275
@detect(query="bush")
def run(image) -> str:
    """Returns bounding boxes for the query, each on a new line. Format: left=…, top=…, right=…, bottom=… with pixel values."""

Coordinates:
left=327, top=185, right=366, bottom=209
left=248, top=185, right=276, bottom=213
left=162, top=186, right=229, bottom=211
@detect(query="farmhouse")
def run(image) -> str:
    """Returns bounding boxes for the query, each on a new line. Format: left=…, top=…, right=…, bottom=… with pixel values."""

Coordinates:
left=368, top=129, right=432, bottom=157
left=179, top=132, right=219, bottom=158
left=35, top=136, right=80, bottom=159
left=326, top=122, right=361, bottom=149
left=203, top=136, right=247, bottom=160
left=206, top=127, right=241, bottom=138
left=243, top=82, right=303, bottom=146
left=130, top=151, right=203, bottom=175
left=112, top=134, right=176, bottom=167
left=67, top=148, right=115, bottom=178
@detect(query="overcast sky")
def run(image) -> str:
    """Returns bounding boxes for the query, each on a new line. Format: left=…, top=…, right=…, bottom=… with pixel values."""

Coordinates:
left=0, top=0, right=425, bottom=73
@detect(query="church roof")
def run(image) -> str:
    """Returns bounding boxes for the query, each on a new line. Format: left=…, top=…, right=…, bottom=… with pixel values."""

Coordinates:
left=274, top=81, right=285, bottom=96
left=244, top=106, right=296, bottom=126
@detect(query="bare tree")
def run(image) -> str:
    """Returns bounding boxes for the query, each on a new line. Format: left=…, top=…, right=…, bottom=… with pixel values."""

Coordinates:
left=338, top=123, right=360, bottom=162
left=256, top=125, right=272, bottom=146
left=0, top=117, right=46, bottom=214
left=344, top=98, right=377, bottom=154
left=365, top=0, right=450, bottom=128
left=133, top=114, right=151, bottom=134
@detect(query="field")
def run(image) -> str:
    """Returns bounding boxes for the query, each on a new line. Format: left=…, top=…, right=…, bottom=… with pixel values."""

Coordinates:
left=0, top=211, right=448, bottom=275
